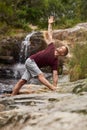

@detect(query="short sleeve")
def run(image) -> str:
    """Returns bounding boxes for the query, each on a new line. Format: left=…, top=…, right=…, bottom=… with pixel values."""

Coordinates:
left=52, top=59, right=58, bottom=70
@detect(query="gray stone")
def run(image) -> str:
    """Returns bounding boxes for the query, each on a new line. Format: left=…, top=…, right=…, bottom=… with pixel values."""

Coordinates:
left=0, top=78, right=87, bottom=130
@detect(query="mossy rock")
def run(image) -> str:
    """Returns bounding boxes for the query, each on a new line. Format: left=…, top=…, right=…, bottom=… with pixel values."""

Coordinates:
left=72, top=83, right=87, bottom=94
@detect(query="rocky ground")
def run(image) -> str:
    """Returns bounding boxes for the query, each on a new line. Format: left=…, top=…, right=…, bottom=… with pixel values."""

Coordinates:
left=0, top=76, right=87, bottom=130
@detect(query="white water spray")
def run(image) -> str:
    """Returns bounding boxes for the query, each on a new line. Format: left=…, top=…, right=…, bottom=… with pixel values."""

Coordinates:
left=19, top=31, right=35, bottom=63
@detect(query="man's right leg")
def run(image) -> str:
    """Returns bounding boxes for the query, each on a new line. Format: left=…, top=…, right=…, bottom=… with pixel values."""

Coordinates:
left=11, top=79, right=27, bottom=96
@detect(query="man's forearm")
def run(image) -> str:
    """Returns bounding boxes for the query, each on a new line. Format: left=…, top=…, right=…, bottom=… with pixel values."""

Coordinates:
left=48, top=16, right=54, bottom=41
left=48, top=23, right=52, bottom=34
left=53, top=73, right=58, bottom=87
left=48, top=23, right=53, bottom=41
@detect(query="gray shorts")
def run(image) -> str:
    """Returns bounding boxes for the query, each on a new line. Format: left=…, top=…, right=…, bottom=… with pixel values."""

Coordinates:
left=21, top=58, right=42, bottom=81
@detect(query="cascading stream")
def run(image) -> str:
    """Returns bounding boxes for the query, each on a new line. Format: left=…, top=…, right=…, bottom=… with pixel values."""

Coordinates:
left=13, top=31, right=35, bottom=79
left=19, top=31, right=35, bottom=63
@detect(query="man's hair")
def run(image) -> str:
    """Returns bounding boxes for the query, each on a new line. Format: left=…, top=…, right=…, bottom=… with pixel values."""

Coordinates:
left=64, top=46, right=69, bottom=56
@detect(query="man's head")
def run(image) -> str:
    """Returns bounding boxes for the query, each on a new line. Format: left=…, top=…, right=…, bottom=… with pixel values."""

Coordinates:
left=55, top=46, right=68, bottom=57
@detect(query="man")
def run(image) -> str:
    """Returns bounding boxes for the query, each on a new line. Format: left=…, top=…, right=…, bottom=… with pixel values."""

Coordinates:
left=11, top=16, right=68, bottom=96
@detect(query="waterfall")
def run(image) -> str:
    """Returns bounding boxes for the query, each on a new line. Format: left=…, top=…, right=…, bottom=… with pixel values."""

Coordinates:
left=13, top=63, right=25, bottom=79
left=19, top=31, right=35, bottom=63
left=13, top=31, right=35, bottom=79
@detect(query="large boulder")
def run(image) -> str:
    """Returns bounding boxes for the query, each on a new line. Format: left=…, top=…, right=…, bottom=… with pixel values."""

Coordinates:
left=0, top=36, right=24, bottom=64
left=53, top=22, right=87, bottom=47
left=29, top=32, right=47, bottom=55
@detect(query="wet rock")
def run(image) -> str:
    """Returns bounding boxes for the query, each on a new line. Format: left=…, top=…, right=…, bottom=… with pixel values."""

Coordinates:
left=0, top=67, right=15, bottom=78
left=0, top=93, right=87, bottom=130
left=0, top=104, right=5, bottom=112
left=0, top=56, right=14, bottom=64
left=0, top=36, right=24, bottom=64
left=57, top=77, right=87, bottom=94
left=0, top=77, right=87, bottom=130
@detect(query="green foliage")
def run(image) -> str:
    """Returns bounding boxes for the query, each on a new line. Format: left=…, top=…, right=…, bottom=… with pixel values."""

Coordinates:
left=0, top=0, right=87, bottom=33
left=69, top=43, right=87, bottom=81
left=80, top=0, right=87, bottom=21
left=0, top=1, right=16, bottom=25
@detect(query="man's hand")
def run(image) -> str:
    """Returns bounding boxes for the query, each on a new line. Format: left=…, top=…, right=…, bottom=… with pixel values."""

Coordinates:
left=48, top=16, right=54, bottom=24
left=51, top=85, right=56, bottom=91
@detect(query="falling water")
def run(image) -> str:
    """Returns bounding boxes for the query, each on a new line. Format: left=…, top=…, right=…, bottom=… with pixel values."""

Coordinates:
left=19, top=31, right=35, bottom=63
left=13, top=31, right=35, bottom=79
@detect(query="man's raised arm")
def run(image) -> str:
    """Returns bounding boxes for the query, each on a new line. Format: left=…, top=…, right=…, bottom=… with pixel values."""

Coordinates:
left=47, top=16, right=54, bottom=44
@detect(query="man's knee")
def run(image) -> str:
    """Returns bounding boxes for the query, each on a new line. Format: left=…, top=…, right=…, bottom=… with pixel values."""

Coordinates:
left=19, top=79, right=27, bottom=85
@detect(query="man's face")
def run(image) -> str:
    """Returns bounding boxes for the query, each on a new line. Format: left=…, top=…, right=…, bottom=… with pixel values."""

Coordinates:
left=56, top=46, right=66, bottom=56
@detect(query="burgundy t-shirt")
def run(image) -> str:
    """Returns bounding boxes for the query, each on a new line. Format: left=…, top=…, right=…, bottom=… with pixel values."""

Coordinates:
left=30, top=43, right=58, bottom=70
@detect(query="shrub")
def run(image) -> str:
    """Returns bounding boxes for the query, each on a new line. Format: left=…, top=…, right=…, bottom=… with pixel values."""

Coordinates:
left=69, top=42, right=87, bottom=81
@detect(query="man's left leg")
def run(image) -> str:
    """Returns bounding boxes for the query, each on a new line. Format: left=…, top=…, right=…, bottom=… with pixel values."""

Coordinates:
left=11, top=69, right=31, bottom=96
left=11, top=79, right=27, bottom=95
